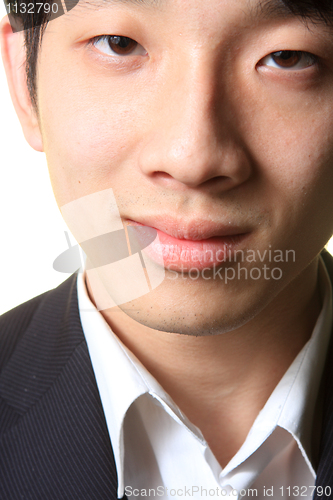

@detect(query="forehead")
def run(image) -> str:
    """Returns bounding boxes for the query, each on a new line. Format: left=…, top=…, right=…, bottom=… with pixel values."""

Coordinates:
left=74, top=0, right=286, bottom=14
left=67, top=0, right=332, bottom=29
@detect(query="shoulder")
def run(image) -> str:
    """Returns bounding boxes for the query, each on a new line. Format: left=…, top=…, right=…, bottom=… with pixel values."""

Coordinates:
left=0, top=273, right=79, bottom=372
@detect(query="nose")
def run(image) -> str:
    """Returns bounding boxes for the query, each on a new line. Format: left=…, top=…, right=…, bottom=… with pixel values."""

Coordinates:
left=138, top=60, right=252, bottom=192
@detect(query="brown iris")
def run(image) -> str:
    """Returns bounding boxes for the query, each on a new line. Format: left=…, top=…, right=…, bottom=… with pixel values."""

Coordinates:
left=107, top=36, right=138, bottom=55
left=271, top=51, right=302, bottom=68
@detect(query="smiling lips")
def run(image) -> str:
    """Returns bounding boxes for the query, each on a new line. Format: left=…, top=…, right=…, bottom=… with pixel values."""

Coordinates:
left=125, top=219, right=249, bottom=271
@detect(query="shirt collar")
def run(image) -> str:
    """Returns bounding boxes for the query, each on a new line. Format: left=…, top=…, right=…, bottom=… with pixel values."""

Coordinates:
left=77, top=273, right=204, bottom=497
left=277, top=256, right=333, bottom=467
left=78, top=275, right=146, bottom=496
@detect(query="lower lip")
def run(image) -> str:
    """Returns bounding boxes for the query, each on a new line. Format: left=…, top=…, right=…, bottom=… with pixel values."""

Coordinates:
left=129, top=223, right=247, bottom=271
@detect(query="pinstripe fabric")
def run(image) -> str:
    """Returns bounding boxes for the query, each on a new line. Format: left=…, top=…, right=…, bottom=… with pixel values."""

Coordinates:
left=0, top=253, right=333, bottom=499
left=0, top=274, right=119, bottom=500
left=314, top=251, right=333, bottom=500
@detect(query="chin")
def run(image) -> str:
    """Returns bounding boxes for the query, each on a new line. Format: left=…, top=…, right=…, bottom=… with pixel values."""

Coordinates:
left=116, top=286, right=266, bottom=337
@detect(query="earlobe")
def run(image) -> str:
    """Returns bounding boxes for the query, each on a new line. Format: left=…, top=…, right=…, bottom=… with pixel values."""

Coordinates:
left=0, top=16, right=43, bottom=152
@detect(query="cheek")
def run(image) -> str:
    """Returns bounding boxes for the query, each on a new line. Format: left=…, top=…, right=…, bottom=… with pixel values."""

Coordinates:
left=244, top=84, right=333, bottom=188
left=37, top=42, right=154, bottom=205
left=230, top=73, right=333, bottom=261
left=38, top=82, right=142, bottom=206
left=250, top=104, right=333, bottom=252
left=240, top=76, right=333, bottom=186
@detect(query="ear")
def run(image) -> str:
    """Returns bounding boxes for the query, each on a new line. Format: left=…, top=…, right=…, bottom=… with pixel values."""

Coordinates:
left=0, top=16, right=43, bottom=152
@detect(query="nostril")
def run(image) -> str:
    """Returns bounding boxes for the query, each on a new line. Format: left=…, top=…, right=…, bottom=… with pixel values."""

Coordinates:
left=152, top=171, right=173, bottom=179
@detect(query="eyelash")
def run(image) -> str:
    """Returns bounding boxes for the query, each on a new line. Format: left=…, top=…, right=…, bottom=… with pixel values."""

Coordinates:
left=91, top=35, right=147, bottom=57
left=259, top=51, right=318, bottom=71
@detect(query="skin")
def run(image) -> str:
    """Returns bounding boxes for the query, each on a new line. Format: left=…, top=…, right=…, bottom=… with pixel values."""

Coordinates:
left=2, top=0, right=333, bottom=466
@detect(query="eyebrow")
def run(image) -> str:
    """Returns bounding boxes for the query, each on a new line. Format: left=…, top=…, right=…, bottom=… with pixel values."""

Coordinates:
left=254, top=0, right=295, bottom=19
left=255, top=0, right=333, bottom=25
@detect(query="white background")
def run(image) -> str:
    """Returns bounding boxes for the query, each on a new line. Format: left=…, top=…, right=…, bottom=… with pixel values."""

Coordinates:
left=0, top=4, right=333, bottom=315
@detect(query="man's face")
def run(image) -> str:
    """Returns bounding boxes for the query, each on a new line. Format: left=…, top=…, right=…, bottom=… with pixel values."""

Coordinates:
left=35, top=0, right=333, bottom=334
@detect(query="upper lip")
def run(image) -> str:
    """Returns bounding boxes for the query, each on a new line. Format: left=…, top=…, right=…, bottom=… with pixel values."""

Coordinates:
left=125, top=216, right=250, bottom=241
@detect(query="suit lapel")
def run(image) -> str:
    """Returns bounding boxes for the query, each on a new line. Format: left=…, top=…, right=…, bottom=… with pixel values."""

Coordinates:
left=314, top=345, right=333, bottom=498
left=0, top=274, right=119, bottom=499
left=314, top=251, right=333, bottom=498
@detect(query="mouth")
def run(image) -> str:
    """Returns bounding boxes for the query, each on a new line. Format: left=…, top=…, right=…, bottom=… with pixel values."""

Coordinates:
left=124, top=217, right=250, bottom=271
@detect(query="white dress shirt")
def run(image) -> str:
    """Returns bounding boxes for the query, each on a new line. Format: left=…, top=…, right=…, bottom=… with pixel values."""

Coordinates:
left=77, top=257, right=332, bottom=499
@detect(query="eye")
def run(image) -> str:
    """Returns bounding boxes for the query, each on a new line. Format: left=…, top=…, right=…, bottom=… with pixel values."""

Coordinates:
left=92, top=35, right=147, bottom=57
left=260, top=51, right=317, bottom=70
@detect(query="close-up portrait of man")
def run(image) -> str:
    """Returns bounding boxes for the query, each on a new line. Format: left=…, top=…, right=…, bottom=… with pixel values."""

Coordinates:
left=1, top=0, right=333, bottom=499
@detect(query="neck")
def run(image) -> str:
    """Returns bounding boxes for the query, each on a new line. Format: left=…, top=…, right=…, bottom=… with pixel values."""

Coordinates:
left=86, top=257, right=322, bottom=466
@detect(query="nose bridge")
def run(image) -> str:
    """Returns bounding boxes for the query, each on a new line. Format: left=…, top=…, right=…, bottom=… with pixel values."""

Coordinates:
left=163, top=56, right=222, bottom=160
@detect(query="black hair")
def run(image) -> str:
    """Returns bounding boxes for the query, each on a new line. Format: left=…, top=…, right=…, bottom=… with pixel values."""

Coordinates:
left=283, top=0, right=333, bottom=20
left=6, top=0, right=333, bottom=110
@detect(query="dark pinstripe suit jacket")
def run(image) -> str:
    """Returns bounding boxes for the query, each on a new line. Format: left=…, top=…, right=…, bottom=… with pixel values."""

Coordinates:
left=1, top=253, right=333, bottom=500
